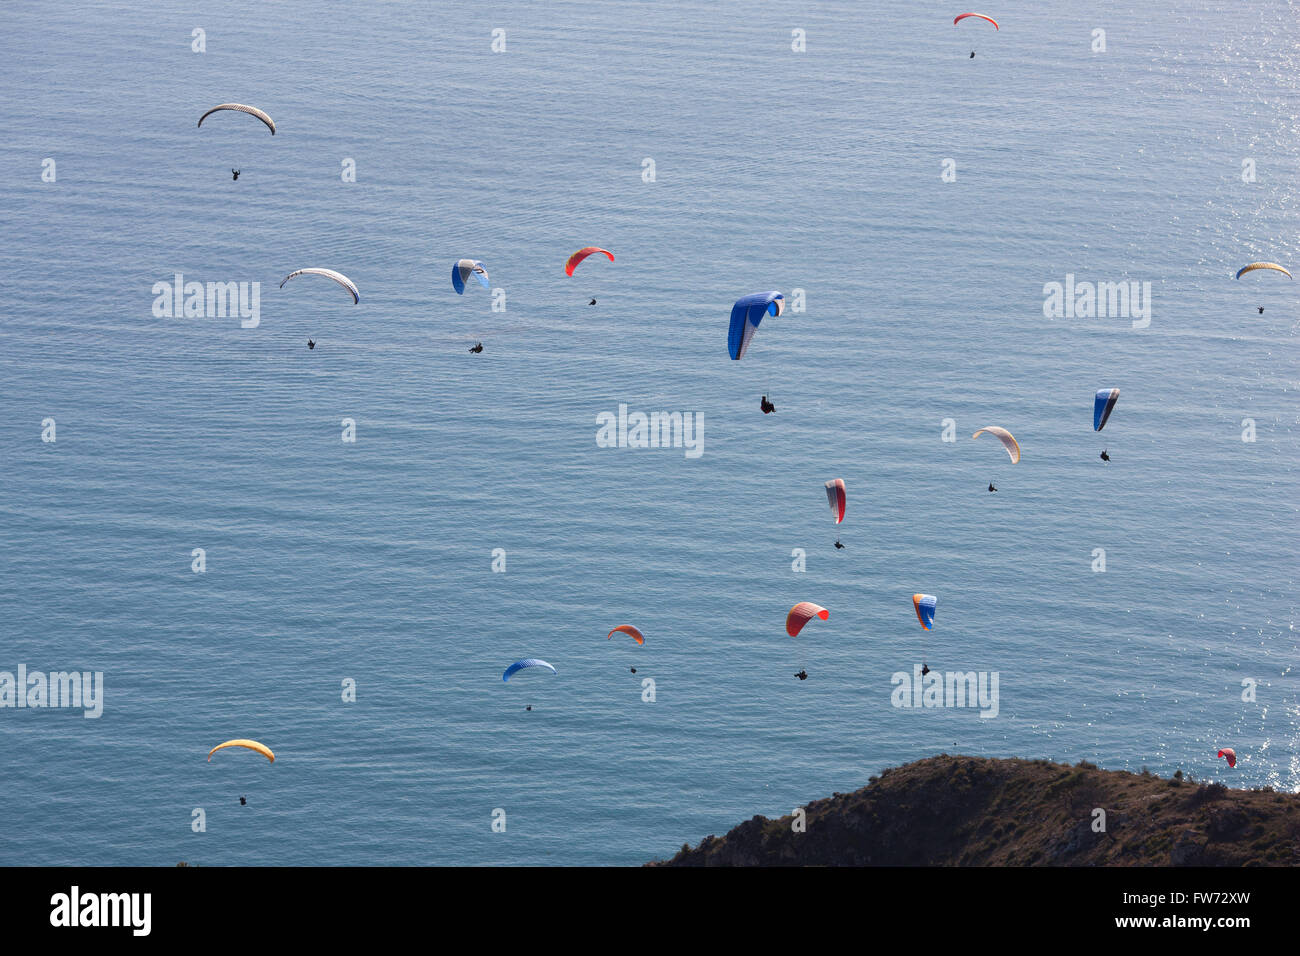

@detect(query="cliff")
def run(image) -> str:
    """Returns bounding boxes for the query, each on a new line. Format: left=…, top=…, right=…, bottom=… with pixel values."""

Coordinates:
left=651, top=755, right=1299, bottom=866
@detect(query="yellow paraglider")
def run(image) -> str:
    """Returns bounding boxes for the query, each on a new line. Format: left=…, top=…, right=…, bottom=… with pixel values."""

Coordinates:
left=1235, top=262, right=1292, bottom=280
left=208, top=739, right=275, bottom=763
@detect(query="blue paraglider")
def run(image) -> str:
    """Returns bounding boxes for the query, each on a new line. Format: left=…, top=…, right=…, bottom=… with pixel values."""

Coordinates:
left=1093, top=388, right=1120, bottom=431
left=728, top=291, right=784, bottom=360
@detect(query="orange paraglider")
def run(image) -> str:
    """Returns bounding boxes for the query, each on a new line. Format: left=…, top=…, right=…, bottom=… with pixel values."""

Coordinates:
left=607, top=625, right=645, bottom=645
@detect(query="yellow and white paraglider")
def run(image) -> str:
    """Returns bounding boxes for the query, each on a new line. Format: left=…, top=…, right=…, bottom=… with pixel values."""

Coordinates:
left=972, top=426, right=1020, bottom=464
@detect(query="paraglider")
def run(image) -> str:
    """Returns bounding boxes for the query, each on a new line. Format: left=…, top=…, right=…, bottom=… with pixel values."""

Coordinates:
left=786, top=602, right=829, bottom=637
left=565, top=247, right=614, bottom=276
left=1094, top=388, right=1120, bottom=431
left=912, top=594, right=937, bottom=630
left=973, top=426, right=1020, bottom=463
left=280, top=268, right=359, bottom=304
left=1235, top=262, right=1292, bottom=280
left=1100, top=450, right=1110, bottom=462
left=452, top=259, right=489, bottom=294
left=728, top=291, right=784, bottom=360
left=760, top=395, right=776, bottom=414
left=208, top=739, right=275, bottom=763
left=1218, top=748, right=1236, bottom=768
left=469, top=342, right=483, bottom=353
left=231, top=169, right=240, bottom=181
left=1235, top=263, right=1289, bottom=313
left=825, top=479, right=846, bottom=525
left=198, top=103, right=276, bottom=135
left=607, top=625, right=645, bottom=645
left=953, top=13, right=999, bottom=29
left=503, top=659, right=557, bottom=682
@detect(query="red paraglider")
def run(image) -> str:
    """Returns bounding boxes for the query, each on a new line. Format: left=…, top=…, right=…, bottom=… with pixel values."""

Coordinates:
left=786, top=602, right=829, bottom=637
left=565, top=247, right=614, bottom=276
left=1218, top=748, right=1236, bottom=768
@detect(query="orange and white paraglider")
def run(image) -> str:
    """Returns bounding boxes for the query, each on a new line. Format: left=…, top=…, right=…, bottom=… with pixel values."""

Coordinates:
left=953, top=13, right=999, bottom=30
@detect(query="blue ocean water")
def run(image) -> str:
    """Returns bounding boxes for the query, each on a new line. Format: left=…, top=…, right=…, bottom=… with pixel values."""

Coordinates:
left=0, top=1, right=1296, bottom=865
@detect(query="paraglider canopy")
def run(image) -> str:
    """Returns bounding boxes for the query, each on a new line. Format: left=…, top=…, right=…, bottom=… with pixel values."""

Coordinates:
left=607, top=625, right=645, bottom=645
left=1235, top=262, right=1292, bottom=280
left=1218, top=748, right=1236, bottom=768
left=565, top=247, right=614, bottom=276
left=786, top=602, right=829, bottom=637
left=824, top=479, right=846, bottom=524
left=1094, top=388, right=1120, bottom=432
left=973, top=426, right=1021, bottom=463
left=280, top=268, right=359, bottom=304
left=912, top=594, right=938, bottom=630
left=503, top=659, right=557, bottom=682
left=953, top=12, right=998, bottom=29
left=208, top=739, right=275, bottom=762
left=452, top=259, right=490, bottom=294
left=728, top=291, right=784, bottom=360
left=198, top=103, right=276, bottom=135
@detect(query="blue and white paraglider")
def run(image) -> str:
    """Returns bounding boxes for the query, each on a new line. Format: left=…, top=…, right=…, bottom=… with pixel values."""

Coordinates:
left=502, top=658, right=557, bottom=682
left=452, top=259, right=490, bottom=295
left=728, top=291, right=784, bottom=360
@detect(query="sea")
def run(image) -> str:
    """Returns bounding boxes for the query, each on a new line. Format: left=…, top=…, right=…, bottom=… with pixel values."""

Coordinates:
left=0, top=0, right=1296, bottom=865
